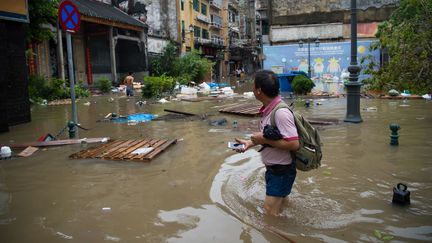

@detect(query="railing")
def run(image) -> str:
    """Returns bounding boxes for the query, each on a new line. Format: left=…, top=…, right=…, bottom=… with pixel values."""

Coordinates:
left=196, top=14, right=211, bottom=24
left=210, top=22, right=222, bottom=29
left=211, top=38, right=224, bottom=46
left=209, top=0, right=222, bottom=9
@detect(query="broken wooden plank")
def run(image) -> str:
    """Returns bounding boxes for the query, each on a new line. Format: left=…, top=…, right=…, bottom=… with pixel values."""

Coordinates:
left=164, top=109, right=197, bottom=116
left=110, top=139, right=151, bottom=160
left=69, top=139, right=177, bottom=162
left=74, top=140, right=122, bottom=159
left=17, top=146, right=39, bottom=157
left=143, top=139, right=177, bottom=161
left=122, top=139, right=157, bottom=160
left=103, top=139, right=142, bottom=159
left=219, top=103, right=261, bottom=117
left=181, top=96, right=224, bottom=102
left=306, top=118, right=340, bottom=125
left=2, top=137, right=110, bottom=149
left=133, top=139, right=167, bottom=161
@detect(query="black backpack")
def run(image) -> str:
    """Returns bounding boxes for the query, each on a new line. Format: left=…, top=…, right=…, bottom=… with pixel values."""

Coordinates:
left=270, top=102, right=323, bottom=171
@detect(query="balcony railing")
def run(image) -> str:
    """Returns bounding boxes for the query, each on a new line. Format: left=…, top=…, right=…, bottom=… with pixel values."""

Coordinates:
left=210, top=22, right=222, bottom=29
left=211, top=38, right=224, bottom=46
left=209, top=0, right=222, bottom=10
left=196, top=14, right=211, bottom=24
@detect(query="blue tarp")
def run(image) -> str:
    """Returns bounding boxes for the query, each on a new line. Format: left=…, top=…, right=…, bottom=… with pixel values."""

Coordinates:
left=208, top=83, right=229, bottom=89
left=111, top=113, right=156, bottom=123
left=277, top=72, right=308, bottom=92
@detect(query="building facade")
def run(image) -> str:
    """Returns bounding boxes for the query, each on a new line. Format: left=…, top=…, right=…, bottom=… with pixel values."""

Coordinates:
left=178, top=0, right=225, bottom=81
left=262, top=0, right=399, bottom=93
left=0, top=0, right=31, bottom=132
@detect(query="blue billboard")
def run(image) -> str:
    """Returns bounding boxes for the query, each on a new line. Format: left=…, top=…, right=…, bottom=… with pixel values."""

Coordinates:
left=263, top=40, right=380, bottom=93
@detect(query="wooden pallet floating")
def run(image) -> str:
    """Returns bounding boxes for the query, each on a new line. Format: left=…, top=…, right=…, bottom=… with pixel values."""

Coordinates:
left=69, top=139, right=177, bottom=162
left=219, top=103, right=261, bottom=116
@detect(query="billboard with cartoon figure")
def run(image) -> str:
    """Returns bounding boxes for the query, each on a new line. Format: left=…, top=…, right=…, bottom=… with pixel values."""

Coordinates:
left=263, top=40, right=380, bottom=93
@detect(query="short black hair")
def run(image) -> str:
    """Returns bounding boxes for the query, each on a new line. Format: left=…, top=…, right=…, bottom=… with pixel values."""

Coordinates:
left=254, top=70, right=279, bottom=98
left=128, top=72, right=133, bottom=75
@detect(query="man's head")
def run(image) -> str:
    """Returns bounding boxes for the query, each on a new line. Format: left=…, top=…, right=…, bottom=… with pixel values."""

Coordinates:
left=253, top=70, right=279, bottom=99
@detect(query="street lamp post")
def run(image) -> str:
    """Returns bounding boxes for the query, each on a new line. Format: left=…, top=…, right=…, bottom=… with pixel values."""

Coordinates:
left=281, top=57, right=287, bottom=73
left=299, top=38, right=319, bottom=78
left=344, top=0, right=363, bottom=123
left=183, top=24, right=194, bottom=52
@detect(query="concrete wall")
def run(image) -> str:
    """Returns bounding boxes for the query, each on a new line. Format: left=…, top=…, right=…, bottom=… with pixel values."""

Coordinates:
left=271, top=0, right=399, bottom=25
left=140, top=0, right=178, bottom=41
left=271, top=23, right=343, bottom=43
left=147, top=36, right=169, bottom=54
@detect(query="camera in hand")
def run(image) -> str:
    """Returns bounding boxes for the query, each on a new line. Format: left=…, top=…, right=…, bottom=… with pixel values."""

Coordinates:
left=258, top=125, right=283, bottom=152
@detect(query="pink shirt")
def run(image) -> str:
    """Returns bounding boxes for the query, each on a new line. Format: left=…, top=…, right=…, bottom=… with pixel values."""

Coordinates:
left=259, top=96, right=298, bottom=166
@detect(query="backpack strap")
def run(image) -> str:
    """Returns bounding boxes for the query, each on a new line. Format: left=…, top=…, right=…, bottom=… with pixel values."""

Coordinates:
left=269, top=101, right=298, bottom=163
left=270, top=102, right=291, bottom=127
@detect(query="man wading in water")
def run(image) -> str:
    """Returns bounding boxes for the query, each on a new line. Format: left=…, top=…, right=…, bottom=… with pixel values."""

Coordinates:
left=124, top=72, right=134, bottom=96
left=234, top=70, right=299, bottom=216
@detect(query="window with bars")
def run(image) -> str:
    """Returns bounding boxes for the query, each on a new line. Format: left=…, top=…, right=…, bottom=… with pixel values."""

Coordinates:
left=201, top=3, right=207, bottom=15
left=182, top=20, right=185, bottom=38
left=194, top=26, right=201, bottom=37
left=181, top=0, right=184, bottom=10
left=202, top=29, right=209, bottom=39
left=193, top=0, right=199, bottom=11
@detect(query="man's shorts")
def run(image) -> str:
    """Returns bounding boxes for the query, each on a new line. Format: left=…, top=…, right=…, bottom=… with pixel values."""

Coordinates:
left=265, top=162, right=296, bottom=197
left=126, top=86, right=134, bottom=96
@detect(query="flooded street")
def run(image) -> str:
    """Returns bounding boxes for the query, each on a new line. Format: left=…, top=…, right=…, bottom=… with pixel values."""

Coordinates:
left=1, top=88, right=432, bottom=242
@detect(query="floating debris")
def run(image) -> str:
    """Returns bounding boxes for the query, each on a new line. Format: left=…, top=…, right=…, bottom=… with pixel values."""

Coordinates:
left=70, top=139, right=177, bottom=162
left=363, top=107, right=378, bottom=111
left=219, top=103, right=261, bottom=116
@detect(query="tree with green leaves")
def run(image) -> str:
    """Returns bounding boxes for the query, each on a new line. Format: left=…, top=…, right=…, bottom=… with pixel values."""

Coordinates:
left=174, top=50, right=213, bottom=83
left=150, top=43, right=213, bottom=84
left=150, top=42, right=179, bottom=76
left=27, top=0, right=59, bottom=42
left=361, top=0, right=432, bottom=94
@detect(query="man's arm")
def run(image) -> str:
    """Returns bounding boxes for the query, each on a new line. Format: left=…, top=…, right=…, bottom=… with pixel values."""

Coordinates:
left=252, top=133, right=299, bottom=151
left=251, top=108, right=300, bottom=151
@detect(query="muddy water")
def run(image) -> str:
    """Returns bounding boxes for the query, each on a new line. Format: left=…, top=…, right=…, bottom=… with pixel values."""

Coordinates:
left=1, top=89, right=432, bottom=242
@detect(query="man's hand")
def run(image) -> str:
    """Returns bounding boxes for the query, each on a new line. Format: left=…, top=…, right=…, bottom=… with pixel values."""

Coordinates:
left=250, top=132, right=265, bottom=145
left=234, top=138, right=255, bottom=153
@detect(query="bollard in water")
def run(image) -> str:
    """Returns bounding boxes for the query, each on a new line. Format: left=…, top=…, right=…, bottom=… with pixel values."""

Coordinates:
left=68, top=121, right=76, bottom=139
left=392, top=183, right=410, bottom=205
left=389, top=124, right=400, bottom=145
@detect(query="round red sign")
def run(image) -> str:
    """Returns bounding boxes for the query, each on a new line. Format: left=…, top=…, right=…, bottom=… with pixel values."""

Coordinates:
left=58, top=0, right=81, bottom=33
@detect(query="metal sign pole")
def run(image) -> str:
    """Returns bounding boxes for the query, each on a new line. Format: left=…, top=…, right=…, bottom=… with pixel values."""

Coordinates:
left=66, top=32, right=78, bottom=136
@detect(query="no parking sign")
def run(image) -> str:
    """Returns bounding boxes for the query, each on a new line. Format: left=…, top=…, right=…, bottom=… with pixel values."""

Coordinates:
left=58, top=0, right=81, bottom=128
left=58, top=0, right=81, bottom=33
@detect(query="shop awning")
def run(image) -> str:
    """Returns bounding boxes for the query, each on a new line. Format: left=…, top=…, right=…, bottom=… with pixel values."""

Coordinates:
left=69, top=0, right=147, bottom=31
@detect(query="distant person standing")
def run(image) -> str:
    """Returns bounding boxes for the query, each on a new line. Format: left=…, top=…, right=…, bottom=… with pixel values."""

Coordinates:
left=124, top=72, right=134, bottom=96
left=236, top=68, right=241, bottom=78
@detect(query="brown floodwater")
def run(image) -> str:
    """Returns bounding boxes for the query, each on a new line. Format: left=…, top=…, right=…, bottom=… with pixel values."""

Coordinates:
left=0, top=85, right=431, bottom=242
